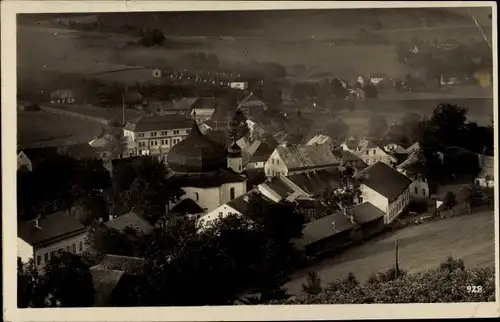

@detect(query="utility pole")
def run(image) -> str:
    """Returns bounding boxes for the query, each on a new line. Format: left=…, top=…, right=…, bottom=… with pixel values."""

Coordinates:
left=395, top=239, right=400, bottom=278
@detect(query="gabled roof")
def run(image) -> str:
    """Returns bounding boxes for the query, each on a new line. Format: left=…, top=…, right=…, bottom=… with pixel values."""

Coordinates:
left=173, top=97, right=198, bottom=110
left=18, top=211, right=87, bottom=247
left=226, top=193, right=274, bottom=215
left=296, top=212, right=355, bottom=248
left=357, top=162, right=412, bottom=202
left=306, top=134, right=334, bottom=146
left=90, top=268, right=125, bottom=307
left=350, top=202, right=385, bottom=225
left=276, top=145, right=340, bottom=171
left=203, top=120, right=217, bottom=128
left=244, top=168, right=266, bottom=189
left=331, top=149, right=365, bottom=163
left=171, top=198, right=204, bottom=215
left=265, top=177, right=296, bottom=199
left=237, top=93, right=267, bottom=109
left=191, top=97, right=218, bottom=110
left=92, top=254, right=146, bottom=276
left=286, top=168, right=341, bottom=196
left=124, top=114, right=192, bottom=132
left=248, top=141, right=275, bottom=163
left=106, top=212, right=154, bottom=236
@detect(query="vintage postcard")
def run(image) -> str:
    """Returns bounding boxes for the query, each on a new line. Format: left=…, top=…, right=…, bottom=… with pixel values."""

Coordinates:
left=2, top=0, right=499, bottom=321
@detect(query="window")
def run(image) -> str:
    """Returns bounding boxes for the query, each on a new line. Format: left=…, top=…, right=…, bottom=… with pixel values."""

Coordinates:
left=186, top=129, right=191, bottom=134
left=271, top=159, right=275, bottom=164
left=219, top=212, right=223, bottom=215
left=365, top=150, right=369, bottom=155
left=151, top=131, right=157, bottom=137
left=173, top=130, right=180, bottom=135
left=276, top=159, right=280, bottom=165
left=137, top=132, right=144, bottom=138
left=72, top=243, right=76, bottom=253
left=161, top=131, right=168, bottom=136
left=230, top=187, right=235, bottom=200
left=36, top=255, right=41, bottom=266
left=79, top=241, right=83, bottom=251
left=195, top=192, right=199, bottom=201
left=422, top=188, right=426, bottom=196
left=44, top=253, right=49, bottom=263
left=66, top=246, right=70, bottom=251
left=414, top=187, right=418, bottom=194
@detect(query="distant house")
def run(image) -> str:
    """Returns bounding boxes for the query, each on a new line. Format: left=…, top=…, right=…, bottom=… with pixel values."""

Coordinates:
left=230, top=81, right=249, bottom=90
left=476, top=154, right=494, bottom=188
left=90, top=254, right=146, bottom=306
left=356, top=161, right=412, bottom=224
left=106, top=212, right=154, bottom=237
left=123, top=114, right=193, bottom=158
left=356, top=76, right=365, bottom=86
left=242, top=140, right=275, bottom=169
left=18, top=212, right=88, bottom=269
left=237, top=93, right=267, bottom=113
left=264, top=144, right=341, bottom=177
left=152, top=68, right=162, bottom=78
left=353, top=140, right=397, bottom=166
left=293, top=202, right=385, bottom=257
left=370, top=73, right=388, bottom=85
left=50, top=89, right=76, bottom=104
left=191, top=106, right=216, bottom=123
left=306, top=134, right=335, bottom=149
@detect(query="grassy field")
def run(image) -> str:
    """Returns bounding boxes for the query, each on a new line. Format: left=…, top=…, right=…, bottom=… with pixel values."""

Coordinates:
left=17, top=111, right=104, bottom=148
left=286, top=210, right=496, bottom=295
left=45, top=104, right=146, bottom=122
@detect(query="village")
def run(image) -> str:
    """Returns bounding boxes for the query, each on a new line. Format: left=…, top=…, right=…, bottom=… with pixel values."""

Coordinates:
left=14, top=8, right=495, bottom=308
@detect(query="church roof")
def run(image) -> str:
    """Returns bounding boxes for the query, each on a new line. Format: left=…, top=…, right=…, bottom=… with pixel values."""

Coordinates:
left=170, top=169, right=246, bottom=188
left=167, top=121, right=228, bottom=173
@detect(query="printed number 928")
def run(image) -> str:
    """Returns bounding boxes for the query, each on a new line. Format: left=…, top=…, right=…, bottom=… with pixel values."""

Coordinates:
left=467, top=285, right=483, bottom=293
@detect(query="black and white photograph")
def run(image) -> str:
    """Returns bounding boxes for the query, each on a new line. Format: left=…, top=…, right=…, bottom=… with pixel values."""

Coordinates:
left=2, top=1, right=499, bottom=320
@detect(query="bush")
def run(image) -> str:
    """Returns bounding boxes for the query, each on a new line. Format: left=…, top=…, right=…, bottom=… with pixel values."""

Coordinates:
left=408, top=200, right=428, bottom=213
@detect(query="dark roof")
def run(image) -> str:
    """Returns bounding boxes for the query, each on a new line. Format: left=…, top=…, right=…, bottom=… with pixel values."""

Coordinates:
left=92, top=254, right=146, bottom=276
left=19, top=146, right=60, bottom=168
left=204, top=120, right=217, bottom=128
left=266, top=177, right=295, bottom=199
left=357, top=162, right=412, bottom=202
left=370, top=73, right=388, bottom=78
left=237, top=93, right=266, bottom=109
left=18, top=211, right=87, bottom=246
left=249, top=141, right=275, bottom=163
left=296, top=212, right=355, bottom=247
left=123, top=114, right=192, bottom=132
left=226, top=193, right=274, bottom=214
left=167, top=122, right=228, bottom=173
left=350, top=202, right=385, bottom=225
left=171, top=198, right=204, bottom=215
left=332, top=149, right=364, bottom=163
left=277, top=145, right=340, bottom=171
left=173, top=97, right=198, bottom=110
left=286, top=168, right=341, bottom=196
left=244, top=168, right=266, bottom=189
left=191, top=97, right=218, bottom=110
left=106, top=212, right=154, bottom=236
left=90, top=268, right=124, bottom=307
left=169, top=169, right=246, bottom=188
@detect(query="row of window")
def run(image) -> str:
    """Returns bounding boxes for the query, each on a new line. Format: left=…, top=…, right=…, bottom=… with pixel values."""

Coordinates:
left=414, top=186, right=427, bottom=196
left=138, top=138, right=182, bottom=148
left=36, top=241, right=84, bottom=266
left=193, top=188, right=236, bottom=203
left=266, top=169, right=281, bottom=177
left=388, top=191, right=410, bottom=221
left=270, top=158, right=280, bottom=165
left=136, top=129, right=188, bottom=138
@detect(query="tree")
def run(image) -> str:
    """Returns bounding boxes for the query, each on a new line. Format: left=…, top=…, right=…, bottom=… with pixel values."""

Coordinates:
left=140, top=28, right=166, bottom=47
left=363, top=82, right=378, bottom=99
left=18, top=258, right=43, bottom=308
left=39, top=252, right=95, bottom=307
left=227, top=108, right=250, bottom=142
left=443, top=191, right=457, bottom=210
left=319, top=166, right=362, bottom=216
left=325, top=116, right=349, bottom=143
left=71, top=195, right=108, bottom=226
left=270, top=257, right=495, bottom=304
left=369, top=114, right=388, bottom=139
left=85, top=222, right=136, bottom=256
left=302, top=271, right=323, bottom=295
left=330, top=79, right=348, bottom=99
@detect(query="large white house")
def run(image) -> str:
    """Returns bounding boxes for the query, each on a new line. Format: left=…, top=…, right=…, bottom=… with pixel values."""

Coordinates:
left=264, top=144, right=340, bottom=177
left=123, top=114, right=193, bottom=159
left=18, top=212, right=88, bottom=269
left=356, top=162, right=412, bottom=224
left=341, top=137, right=396, bottom=166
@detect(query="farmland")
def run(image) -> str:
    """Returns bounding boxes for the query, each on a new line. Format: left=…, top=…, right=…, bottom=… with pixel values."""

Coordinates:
left=286, top=210, right=496, bottom=296
left=17, top=111, right=104, bottom=148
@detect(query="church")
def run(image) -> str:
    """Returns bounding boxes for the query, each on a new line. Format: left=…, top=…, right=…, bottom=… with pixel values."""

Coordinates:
left=167, top=120, right=248, bottom=216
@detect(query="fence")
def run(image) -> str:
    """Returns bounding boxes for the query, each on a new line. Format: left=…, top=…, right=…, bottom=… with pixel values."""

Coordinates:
left=40, top=105, right=110, bottom=125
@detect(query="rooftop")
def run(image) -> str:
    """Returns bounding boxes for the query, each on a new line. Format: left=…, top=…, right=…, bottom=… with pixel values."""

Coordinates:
left=170, top=169, right=247, bottom=188
left=90, top=268, right=124, bottom=307
left=124, top=114, right=192, bottom=132
left=106, top=212, right=154, bottom=236
left=248, top=141, right=275, bottom=163
left=357, top=161, right=412, bottom=202
left=286, top=167, right=341, bottom=196
left=92, top=254, right=146, bottom=276
left=350, top=202, right=386, bottom=225
left=226, top=192, right=274, bottom=215
left=18, top=211, right=87, bottom=246
left=265, top=177, right=296, bottom=199
left=296, top=212, right=355, bottom=248
left=171, top=198, right=204, bottom=215
left=277, top=144, right=340, bottom=171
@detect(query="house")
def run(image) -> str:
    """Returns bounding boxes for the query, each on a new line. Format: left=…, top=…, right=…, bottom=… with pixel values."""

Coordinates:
left=355, top=141, right=397, bottom=166
left=370, top=73, right=388, bottom=85
left=50, top=89, right=75, bottom=104
left=306, top=134, right=335, bottom=149
left=152, top=68, right=162, bottom=78
left=356, top=161, right=412, bottom=224
left=106, top=212, right=154, bottom=237
left=123, top=114, right=193, bottom=158
left=237, top=93, right=267, bottom=113
left=355, top=76, right=365, bottom=86
left=198, top=191, right=274, bottom=227
left=331, top=149, right=367, bottom=172
left=90, top=254, right=146, bottom=306
left=293, top=201, right=385, bottom=257
left=264, top=144, right=340, bottom=177
left=230, top=81, right=249, bottom=90
left=190, top=97, right=218, bottom=123
left=170, top=198, right=204, bottom=218
left=17, top=211, right=88, bottom=269
left=476, top=154, right=494, bottom=188
left=243, top=140, right=275, bottom=169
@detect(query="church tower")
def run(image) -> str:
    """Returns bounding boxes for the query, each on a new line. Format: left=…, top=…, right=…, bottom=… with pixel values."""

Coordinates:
left=227, top=141, right=243, bottom=173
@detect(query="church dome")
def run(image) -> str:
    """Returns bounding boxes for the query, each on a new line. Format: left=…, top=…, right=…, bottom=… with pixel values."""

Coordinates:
left=167, top=122, right=227, bottom=173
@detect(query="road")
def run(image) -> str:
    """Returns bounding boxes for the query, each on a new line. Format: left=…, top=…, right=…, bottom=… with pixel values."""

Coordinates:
left=286, top=211, right=496, bottom=295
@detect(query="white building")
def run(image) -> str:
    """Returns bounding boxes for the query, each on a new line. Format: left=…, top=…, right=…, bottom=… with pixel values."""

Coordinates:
left=152, top=68, right=163, bottom=78
left=18, top=212, right=88, bottom=269
left=342, top=138, right=396, bottom=166
left=356, top=161, right=412, bottom=224
left=230, top=81, right=249, bottom=90
left=264, top=144, right=340, bottom=178
left=123, top=114, right=193, bottom=159
left=369, top=73, right=388, bottom=85
left=476, top=154, right=494, bottom=188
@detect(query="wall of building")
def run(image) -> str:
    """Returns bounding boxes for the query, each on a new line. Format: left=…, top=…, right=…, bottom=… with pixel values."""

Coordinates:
left=358, top=147, right=393, bottom=166
left=387, top=187, right=410, bottom=224
left=17, top=238, right=34, bottom=264
left=198, top=204, right=242, bottom=227
left=264, top=150, right=288, bottom=177
left=410, top=178, right=429, bottom=199
left=257, top=184, right=282, bottom=203
left=220, top=182, right=247, bottom=205
left=360, top=184, right=389, bottom=220
left=228, top=157, right=243, bottom=173
left=476, top=178, right=494, bottom=188
left=182, top=186, right=221, bottom=213
left=246, top=161, right=265, bottom=169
